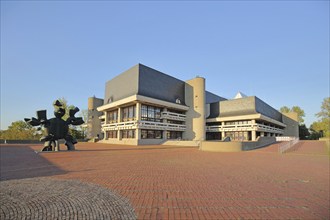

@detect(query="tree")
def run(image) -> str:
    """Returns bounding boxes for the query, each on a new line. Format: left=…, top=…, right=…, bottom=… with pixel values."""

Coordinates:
left=316, top=97, right=330, bottom=119
left=291, top=106, right=305, bottom=124
left=280, top=106, right=290, bottom=113
left=0, top=120, right=40, bottom=140
left=310, top=97, right=330, bottom=138
left=279, top=105, right=305, bottom=124
left=298, top=124, right=310, bottom=140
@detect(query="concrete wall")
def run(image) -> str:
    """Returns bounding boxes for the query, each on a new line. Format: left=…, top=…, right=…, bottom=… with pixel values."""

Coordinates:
left=101, top=139, right=138, bottom=145
left=219, top=96, right=257, bottom=117
left=104, top=65, right=139, bottom=104
left=184, top=77, right=206, bottom=141
left=200, top=137, right=276, bottom=152
left=87, top=97, right=104, bottom=139
left=282, top=112, right=299, bottom=137
left=215, top=96, right=282, bottom=122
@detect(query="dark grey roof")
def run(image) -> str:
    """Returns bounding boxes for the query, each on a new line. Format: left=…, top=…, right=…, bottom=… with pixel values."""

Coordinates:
left=206, top=91, right=227, bottom=104
left=138, top=64, right=186, bottom=105
left=208, top=96, right=282, bottom=122
left=104, top=64, right=186, bottom=105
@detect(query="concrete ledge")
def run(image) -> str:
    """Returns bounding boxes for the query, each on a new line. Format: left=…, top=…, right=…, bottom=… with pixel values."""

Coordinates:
left=201, top=141, right=243, bottom=152
left=162, top=140, right=199, bottom=147
left=201, top=137, right=276, bottom=152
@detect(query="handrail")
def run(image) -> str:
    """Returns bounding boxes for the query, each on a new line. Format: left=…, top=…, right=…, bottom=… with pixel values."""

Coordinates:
left=102, top=120, right=186, bottom=131
left=278, top=137, right=299, bottom=154
left=206, top=123, right=284, bottom=134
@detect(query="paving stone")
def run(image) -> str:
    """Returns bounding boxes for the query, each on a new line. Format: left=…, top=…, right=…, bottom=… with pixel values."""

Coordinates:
left=0, top=141, right=329, bottom=219
left=0, top=177, right=136, bottom=220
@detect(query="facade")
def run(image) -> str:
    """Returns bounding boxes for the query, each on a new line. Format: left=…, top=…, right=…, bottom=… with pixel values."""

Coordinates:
left=89, top=64, right=299, bottom=145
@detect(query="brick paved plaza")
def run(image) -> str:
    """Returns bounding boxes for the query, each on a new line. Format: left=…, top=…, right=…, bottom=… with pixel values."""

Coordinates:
left=1, top=141, right=329, bottom=219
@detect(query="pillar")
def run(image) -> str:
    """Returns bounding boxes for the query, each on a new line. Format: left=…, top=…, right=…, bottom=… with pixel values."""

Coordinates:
left=184, top=77, right=206, bottom=141
left=221, top=121, right=225, bottom=140
left=117, top=107, right=122, bottom=140
left=136, top=103, right=141, bottom=140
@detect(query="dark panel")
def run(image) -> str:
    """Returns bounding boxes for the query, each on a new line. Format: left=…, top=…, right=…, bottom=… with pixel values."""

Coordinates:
left=255, top=96, right=282, bottom=121
left=104, top=65, right=139, bottom=104
left=206, top=91, right=227, bottom=104
left=138, top=64, right=185, bottom=104
left=208, top=102, right=220, bottom=118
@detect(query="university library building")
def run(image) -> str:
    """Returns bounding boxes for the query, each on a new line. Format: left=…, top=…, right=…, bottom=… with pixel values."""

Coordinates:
left=86, top=64, right=298, bottom=146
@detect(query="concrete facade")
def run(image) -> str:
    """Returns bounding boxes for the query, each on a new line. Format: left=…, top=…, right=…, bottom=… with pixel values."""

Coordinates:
left=87, top=97, right=104, bottom=140
left=89, top=64, right=299, bottom=145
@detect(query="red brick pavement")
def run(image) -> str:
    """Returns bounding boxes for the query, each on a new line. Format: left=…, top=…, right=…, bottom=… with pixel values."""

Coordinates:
left=1, top=141, right=329, bottom=219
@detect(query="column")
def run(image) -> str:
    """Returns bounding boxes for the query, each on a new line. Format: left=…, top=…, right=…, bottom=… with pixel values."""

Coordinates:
left=104, top=111, right=108, bottom=124
left=162, top=108, right=168, bottom=141
left=221, top=121, right=225, bottom=140
left=136, top=103, right=141, bottom=141
left=251, top=119, right=256, bottom=141
left=117, top=108, right=122, bottom=140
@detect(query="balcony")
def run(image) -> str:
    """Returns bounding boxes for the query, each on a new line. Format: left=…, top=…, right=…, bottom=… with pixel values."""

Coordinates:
left=160, top=111, right=186, bottom=121
left=206, top=123, right=284, bottom=134
left=102, top=120, right=186, bottom=131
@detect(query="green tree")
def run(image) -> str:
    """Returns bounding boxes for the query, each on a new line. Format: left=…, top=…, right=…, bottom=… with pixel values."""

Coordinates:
left=280, top=106, right=290, bottom=113
left=298, top=124, right=310, bottom=140
left=0, top=120, right=40, bottom=140
left=309, top=97, right=330, bottom=138
left=291, top=106, right=305, bottom=124
left=279, top=105, right=305, bottom=124
left=316, top=97, right=330, bottom=119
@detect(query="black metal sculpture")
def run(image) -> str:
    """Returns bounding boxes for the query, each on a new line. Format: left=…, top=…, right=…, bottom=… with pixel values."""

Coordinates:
left=25, top=100, right=84, bottom=151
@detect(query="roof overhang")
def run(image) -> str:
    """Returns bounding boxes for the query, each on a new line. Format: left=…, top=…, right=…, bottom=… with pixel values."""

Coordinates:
left=97, top=95, right=189, bottom=112
left=206, top=113, right=286, bottom=127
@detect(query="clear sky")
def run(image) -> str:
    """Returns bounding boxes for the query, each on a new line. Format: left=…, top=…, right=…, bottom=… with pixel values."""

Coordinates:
left=1, top=1, right=329, bottom=130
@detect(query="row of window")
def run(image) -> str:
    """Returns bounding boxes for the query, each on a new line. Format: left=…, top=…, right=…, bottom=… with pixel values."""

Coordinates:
left=141, top=130, right=163, bottom=139
left=106, top=105, right=136, bottom=123
left=106, top=130, right=135, bottom=139
left=107, top=129, right=183, bottom=140
left=141, top=105, right=162, bottom=122
left=106, top=104, right=184, bottom=123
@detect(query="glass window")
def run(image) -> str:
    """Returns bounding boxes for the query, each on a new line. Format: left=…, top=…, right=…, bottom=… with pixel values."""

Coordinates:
left=141, top=129, right=163, bottom=139
left=121, top=130, right=135, bottom=139
left=141, top=105, right=162, bottom=122
left=107, top=131, right=117, bottom=139
left=122, top=105, right=136, bottom=122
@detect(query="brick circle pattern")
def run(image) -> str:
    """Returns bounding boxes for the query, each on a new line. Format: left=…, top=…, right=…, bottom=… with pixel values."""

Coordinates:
left=0, top=177, right=136, bottom=220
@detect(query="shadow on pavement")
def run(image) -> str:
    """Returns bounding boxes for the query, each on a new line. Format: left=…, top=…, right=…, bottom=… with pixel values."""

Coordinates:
left=0, top=144, right=67, bottom=181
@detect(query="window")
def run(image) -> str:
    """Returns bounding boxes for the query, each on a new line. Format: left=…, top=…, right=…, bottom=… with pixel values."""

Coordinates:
left=166, top=131, right=182, bottom=139
left=141, top=129, right=163, bottom=139
left=122, top=105, right=136, bottom=122
left=107, top=110, right=118, bottom=123
left=107, top=131, right=117, bottom=139
left=122, top=130, right=135, bottom=139
left=141, top=105, right=162, bottom=122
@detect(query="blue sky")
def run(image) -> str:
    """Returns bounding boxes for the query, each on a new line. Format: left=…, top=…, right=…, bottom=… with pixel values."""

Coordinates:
left=1, top=1, right=329, bottom=130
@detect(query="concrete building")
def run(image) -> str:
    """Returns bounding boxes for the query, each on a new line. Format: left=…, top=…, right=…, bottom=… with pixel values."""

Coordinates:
left=89, top=64, right=299, bottom=145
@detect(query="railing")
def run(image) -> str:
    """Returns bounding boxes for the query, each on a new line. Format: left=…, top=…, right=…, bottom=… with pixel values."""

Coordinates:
left=278, top=137, right=299, bottom=154
left=206, top=123, right=284, bottom=134
left=102, top=120, right=186, bottom=131
left=276, top=136, right=296, bottom=142
left=161, top=112, right=186, bottom=121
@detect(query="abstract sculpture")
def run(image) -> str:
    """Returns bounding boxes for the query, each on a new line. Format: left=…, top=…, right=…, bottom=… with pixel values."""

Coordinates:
left=25, top=100, right=84, bottom=151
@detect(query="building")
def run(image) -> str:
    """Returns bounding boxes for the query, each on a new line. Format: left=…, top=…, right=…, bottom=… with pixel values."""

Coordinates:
left=89, top=64, right=299, bottom=145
